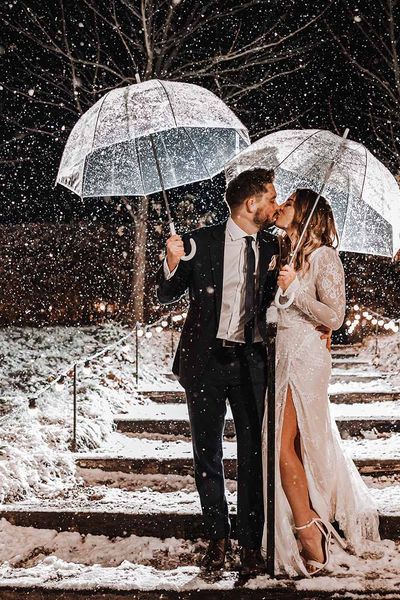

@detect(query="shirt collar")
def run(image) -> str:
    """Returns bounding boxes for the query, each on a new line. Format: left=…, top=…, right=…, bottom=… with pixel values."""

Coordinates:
left=226, top=216, right=258, bottom=241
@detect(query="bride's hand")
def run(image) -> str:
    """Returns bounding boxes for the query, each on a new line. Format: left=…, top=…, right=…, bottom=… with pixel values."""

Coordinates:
left=277, top=264, right=297, bottom=291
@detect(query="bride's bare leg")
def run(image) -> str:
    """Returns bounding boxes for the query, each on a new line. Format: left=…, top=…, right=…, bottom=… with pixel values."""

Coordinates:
left=280, top=386, right=324, bottom=567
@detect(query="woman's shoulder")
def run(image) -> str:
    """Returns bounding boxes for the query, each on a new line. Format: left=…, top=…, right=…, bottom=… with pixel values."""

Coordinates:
left=310, top=245, right=340, bottom=262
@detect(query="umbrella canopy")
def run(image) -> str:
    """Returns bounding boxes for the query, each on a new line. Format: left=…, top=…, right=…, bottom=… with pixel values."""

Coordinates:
left=225, top=129, right=400, bottom=258
left=57, top=79, right=249, bottom=198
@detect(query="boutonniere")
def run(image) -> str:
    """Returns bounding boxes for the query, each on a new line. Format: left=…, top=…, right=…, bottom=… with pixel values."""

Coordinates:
left=267, top=254, right=279, bottom=271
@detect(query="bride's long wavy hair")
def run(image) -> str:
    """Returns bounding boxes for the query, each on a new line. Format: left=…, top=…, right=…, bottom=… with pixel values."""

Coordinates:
left=281, top=188, right=339, bottom=272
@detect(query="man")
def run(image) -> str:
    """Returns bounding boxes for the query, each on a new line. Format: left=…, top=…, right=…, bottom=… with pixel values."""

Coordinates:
left=156, top=168, right=280, bottom=576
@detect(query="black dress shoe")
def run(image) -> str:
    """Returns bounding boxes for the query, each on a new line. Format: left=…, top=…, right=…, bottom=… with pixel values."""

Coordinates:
left=200, top=538, right=231, bottom=571
left=239, top=547, right=265, bottom=576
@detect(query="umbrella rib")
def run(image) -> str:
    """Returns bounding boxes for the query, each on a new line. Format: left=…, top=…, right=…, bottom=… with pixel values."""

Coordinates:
left=124, top=85, right=146, bottom=197
left=133, top=136, right=146, bottom=197
left=341, top=146, right=368, bottom=249
left=157, top=80, right=178, bottom=128
left=275, top=130, right=322, bottom=169
left=82, top=90, right=111, bottom=197
left=157, top=79, right=213, bottom=180
left=182, top=127, right=213, bottom=180
left=360, top=146, right=368, bottom=251
left=360, top=145, right=368, bottom=200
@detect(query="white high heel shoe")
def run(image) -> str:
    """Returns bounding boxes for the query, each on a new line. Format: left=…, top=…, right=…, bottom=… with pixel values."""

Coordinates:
left=294, top=517, right=347, bottom=576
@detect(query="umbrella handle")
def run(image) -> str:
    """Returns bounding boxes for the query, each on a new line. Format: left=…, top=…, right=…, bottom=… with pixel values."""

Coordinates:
left=169, top=221, right=197, bottom=262
left=274, top=286, right=295, bottom=309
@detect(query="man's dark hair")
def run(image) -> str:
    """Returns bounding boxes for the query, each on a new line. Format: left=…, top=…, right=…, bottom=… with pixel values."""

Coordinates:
left=225, top=168, right=275, bottom=211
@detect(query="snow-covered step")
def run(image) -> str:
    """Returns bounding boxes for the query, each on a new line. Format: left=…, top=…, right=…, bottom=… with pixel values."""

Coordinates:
left=331, top=343, right=361, bottom=353
left=0, top=484, right=398, bottom=540
left=331, top=351, right=360, bottom=359
left=117, top=400, right=400, bottom=422
left=142, top=390, right=400, bottom=405
left=115, top=399, right=400, bottom=437
left=332, top=359, right=372, bottom=369
left=2, top=556, right=400, bottom=600
left=330, top=373, right=388, bottom=384
left=74, top=435, right=400, bottom=478
left=330, top=391, right=400, bottom=404
left=74, top=432, right=400, bottom=478
left=76, top=455, right=400, bottom=479
left=115, top=413, right=400, bottom=438
left=77, top=432, right=400, bottom=459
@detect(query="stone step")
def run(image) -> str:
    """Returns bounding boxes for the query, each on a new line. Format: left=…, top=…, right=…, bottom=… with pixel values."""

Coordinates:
left=331, top=359, right=371, bottom=369
left=330, top=374, right=384, bottom=384
left=1, top=580, right=398, bottom=600
left=0, top=507, right=397, bottom=542
left=142, top=391, right=400, bottom=405
left=331, top=351, right=359, bottom=359
left=115, top=416, right=400, bottom=438
left=331, top=343, right=362, bottom=352
left=76, top=456, right=400, bottom=478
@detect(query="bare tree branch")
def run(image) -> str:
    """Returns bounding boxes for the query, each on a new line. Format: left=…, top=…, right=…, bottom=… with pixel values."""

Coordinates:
left=328, top=0, right=400, bottom=166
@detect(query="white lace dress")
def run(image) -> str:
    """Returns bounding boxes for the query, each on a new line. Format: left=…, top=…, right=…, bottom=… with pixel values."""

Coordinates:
left=261, top=245, right=381, bottom=578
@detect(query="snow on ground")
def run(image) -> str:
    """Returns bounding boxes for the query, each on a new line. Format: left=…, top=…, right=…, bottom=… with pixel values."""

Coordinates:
left=0, top=535, right=399, bottom=593
left=0, top=327, right=399, bottom=592
left=1, top=483, right=398, bottom=516
left=75, top=465, right=397, bottom=495
left=0, top=324, right=175, bottom=503
left=116, top=400, right=400, bottom=421
left=0, top=325, right=398, bottom=504
left=359, top=332, right=400, bottom=386
left=329, top=378, right=399, bottom=394
left=77, top=430, right=400, bottom=461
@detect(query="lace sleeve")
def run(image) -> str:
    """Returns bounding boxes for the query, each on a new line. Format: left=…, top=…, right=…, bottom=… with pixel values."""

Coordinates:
left=293, top=247, right=346, bottom=330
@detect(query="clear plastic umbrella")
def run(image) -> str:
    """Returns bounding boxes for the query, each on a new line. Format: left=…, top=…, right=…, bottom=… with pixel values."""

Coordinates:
left=56, top=78, right=249, bottom=259
left=225, top=128, right=400, bottom=259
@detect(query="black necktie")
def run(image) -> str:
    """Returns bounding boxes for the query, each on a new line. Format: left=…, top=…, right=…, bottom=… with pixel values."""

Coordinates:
left=244, top=235, right=256, bottom=343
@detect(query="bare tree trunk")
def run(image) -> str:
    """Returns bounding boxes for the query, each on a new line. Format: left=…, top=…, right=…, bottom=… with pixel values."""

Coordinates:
left=121, top=196, right=149, bottom=325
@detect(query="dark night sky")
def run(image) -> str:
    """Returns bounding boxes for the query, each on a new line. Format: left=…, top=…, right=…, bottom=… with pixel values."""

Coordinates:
left=1, top=0, right=397, bottom=224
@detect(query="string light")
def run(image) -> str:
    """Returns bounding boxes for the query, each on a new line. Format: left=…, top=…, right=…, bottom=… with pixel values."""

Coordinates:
left=29, top=310, right=188, bottom=407
left=345, top=303, right=399, bottom=337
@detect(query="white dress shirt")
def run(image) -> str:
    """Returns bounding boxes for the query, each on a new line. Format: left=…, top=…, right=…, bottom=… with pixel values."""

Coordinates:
left=163, top=217, right=262, bottom=343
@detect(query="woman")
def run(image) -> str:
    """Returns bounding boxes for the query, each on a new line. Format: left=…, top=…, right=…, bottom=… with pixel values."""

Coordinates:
left=261, top=189, right=381, bottom=578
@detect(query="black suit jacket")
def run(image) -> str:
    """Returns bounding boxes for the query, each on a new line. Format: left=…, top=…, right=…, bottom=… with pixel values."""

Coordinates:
left=156, top=220, right=280, bottom=388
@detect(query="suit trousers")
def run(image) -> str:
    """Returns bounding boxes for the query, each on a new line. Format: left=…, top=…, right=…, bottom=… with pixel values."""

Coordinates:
left=185, top=341, right=268, bottom=548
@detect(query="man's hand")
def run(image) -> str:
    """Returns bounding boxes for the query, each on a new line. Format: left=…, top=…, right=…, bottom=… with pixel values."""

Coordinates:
left=277, top=264, right=297, bottom=292
left=166, top=234, right=185, bottom=272
left=316, top=325, right=332, bottom=351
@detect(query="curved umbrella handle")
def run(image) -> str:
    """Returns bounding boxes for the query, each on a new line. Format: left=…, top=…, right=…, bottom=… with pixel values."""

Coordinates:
left=180, top=238, right=197, bottom=261
left=274, top=286, right=295, bottom=309
left=169, top=221, right=197, bottom=262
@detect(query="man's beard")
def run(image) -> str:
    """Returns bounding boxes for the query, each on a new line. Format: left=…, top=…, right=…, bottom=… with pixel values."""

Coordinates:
left=254, top=209, right=279, bottom=230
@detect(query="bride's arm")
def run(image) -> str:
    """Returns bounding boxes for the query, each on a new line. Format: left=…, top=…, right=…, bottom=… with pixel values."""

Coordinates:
left=282, top=247, right=346, bottom=330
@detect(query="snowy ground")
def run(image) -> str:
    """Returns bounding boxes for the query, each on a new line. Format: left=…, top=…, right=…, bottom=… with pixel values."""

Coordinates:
left=0, top=323, right=175, bottom=503
left=0, top=324, right=399, bottom=594
left=73, top=429, right=400, bottom=462
left=0, top=524, right=399, bottom=594
left=1, top=324, right=393, bottom=505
